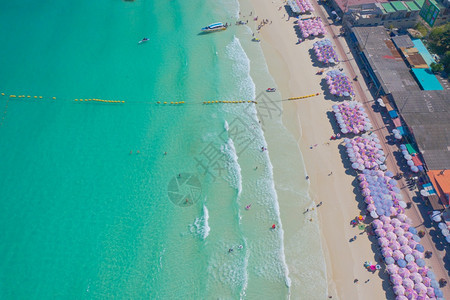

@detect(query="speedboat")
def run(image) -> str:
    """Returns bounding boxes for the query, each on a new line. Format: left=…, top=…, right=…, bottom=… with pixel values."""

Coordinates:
left=138, top=38, right=149, bottom=44
left=201, top=22, right=227, bottom=33
left=266, top=88, right=276, bottom=92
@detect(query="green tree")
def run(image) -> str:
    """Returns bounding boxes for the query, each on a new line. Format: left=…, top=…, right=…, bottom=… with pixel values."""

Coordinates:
left=427, top=23, right=450, bottom=54
left=430, top=62, right=444, bottom=73
left=441, top=51, right=450, bottom=73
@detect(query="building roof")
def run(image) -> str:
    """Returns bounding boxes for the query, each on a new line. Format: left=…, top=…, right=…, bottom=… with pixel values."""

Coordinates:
left=392, top=35, right=415, bottom=49
left=405, top=1, right=421, bottom=10
left=414, top=0, right=425, bottom=7
left=382, top=2, right=397, bottom=12
left=391, top=1, right=408, bottom=10
left=390, top=90, right=450, bottom=170
left=402, top=48, right=429, bottom=68
left=333, top=0, right=388, bottom=12
left=411, top=68, right=444, bottom=90
left=428, top=170, right=450, bottom=205
left=352, top=26, right=421, bottom=94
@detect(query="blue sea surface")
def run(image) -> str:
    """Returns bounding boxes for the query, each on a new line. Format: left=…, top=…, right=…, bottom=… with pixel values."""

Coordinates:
left=0, top=0, right=290, bottom=298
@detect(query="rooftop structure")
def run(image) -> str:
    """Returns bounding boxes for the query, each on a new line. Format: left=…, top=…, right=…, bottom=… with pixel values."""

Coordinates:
left=333, top=0, right=388, bottom=13
left=391, top=35, right=415, bottom=49
left=403, top=48, right=429, bottom=68
left=428, top=170, right=450, bottom=206
left=411, top=68, right=444, bottom=90
left=389, top=90, right=450, bottom=171
left=351, top=26, right=420, bottom=94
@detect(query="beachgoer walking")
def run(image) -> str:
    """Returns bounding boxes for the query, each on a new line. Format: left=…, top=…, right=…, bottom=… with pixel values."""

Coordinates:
left=354, top=279, right=359, bottom=283
left=317, top=201, right=323, bottom=207
left=328, top=172, right=333, bottom=176
left=306, top=176, right=309, bottom=180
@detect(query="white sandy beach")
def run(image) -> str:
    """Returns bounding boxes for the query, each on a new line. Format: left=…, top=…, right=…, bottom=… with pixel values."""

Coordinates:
left=241, top=0, right=393, bottom=299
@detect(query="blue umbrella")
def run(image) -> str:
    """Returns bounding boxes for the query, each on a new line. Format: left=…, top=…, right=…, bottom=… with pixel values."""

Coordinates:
left=416, top=258, right=426, bottom=267
left=427, top=270, right=436, bottom=279
left=385, top=257, right=395, bottom=265
left=415, top=244, right=424, bottom=252
left=413, top=235, right=421, bottom=243
left=397, top=259, right=407, bottom=268
left=409, top=227, right=418, bottom=234
left=431, top=279, right=440, bottom=289
left=385, top=171, right=394, bottom=177
left=434, top=288, right=443, bottom=298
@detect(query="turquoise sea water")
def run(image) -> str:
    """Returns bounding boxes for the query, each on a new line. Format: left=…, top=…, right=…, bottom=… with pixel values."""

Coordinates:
left=0, top=0, right=295, bottom=298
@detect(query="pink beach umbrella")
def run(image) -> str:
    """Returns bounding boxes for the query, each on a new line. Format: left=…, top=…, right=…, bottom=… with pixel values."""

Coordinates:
left=398, top=236, right=409, bottom=246
left=382, top=247, right=393, bottom=258
left=400, top=245, right=412, bottom=255
left=391, top=218, right=402, bottom=228
left=378, top=237, right=389, bottom=247
left=389, top=241, right=401, bottom=250
left=386, top=231, right=397, bottom=241
left=426, top=287, right=435, bottom=297
left=386, top=264, right=399, bottom=275
left=379, top=215, right=391, bottom=224
left=406, top=262, right=418, bottom=273
left=367, top=203, right=378, bottom=213
left=375, top=228, right=386, bottom=237
left=402, top=278, right=414, bottom=289
left=418, top=267, right=429, bottom=277
left=422, top=276, right=431, bottom=287
left=396, top=296, right=408, bottom=300
left=383, top=224, right=394, bottom=232
left=414, top=282, right=427, bottom=294
left=397, top=213, right=407, bottom=222
left=393, top=284, right=406, bottom=296
left=400, top=223, right=410, bottom=231
left=398, top=268, right=410, bottom=278
left=405, top=288, right=418, bottom=299
left=372, top=219, right=383, bottom=229
left=390, top=274, right=402, bottom=285
left=410, top=272, right=423, bottom=284
left=404, top=232, right=414, bottom=240
left=411, top=250, right=424, bottom=260
left=394, top=227, right=405, bottom=237
left=393, top=250, right=404, bottom=261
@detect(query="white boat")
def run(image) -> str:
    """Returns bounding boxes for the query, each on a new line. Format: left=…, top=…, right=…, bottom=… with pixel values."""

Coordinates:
left=201, top=22, right=227, bottom=33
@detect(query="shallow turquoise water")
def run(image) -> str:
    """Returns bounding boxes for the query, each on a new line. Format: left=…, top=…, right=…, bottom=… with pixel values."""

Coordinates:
left=0, top=0, right=291, bottom=298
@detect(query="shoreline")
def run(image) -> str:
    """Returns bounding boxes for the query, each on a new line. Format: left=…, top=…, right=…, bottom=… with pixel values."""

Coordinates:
left=239, top=0, right=389, bottom=299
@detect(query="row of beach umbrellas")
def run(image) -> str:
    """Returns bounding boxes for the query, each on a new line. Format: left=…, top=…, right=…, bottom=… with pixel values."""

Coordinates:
left=399, top=144, right=420, bottom=173
left=313, top=39, right=339, bottom=64
left=333, top=101, right=372, bottom=134
left=326, top=70, right=355, bottom=97
left=297, top=18, right=326, bottom=38
left=357, top=169, right=405, bottom=218
left=345, top=134, right=387, bottom=171
left=296, top=0, right=314, bottom=13
left=373, top=216, right=445, bottom=299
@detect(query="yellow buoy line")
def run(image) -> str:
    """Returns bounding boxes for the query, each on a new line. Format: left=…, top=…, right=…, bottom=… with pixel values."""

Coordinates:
left=201, top=100, right=257, bottom=104
left=287, top=93, right=320, bottom=101
left=156, top=101, right=185, bottom=105
left=74, top=99, right=125, bottom=103
left=1, top=91, right=321, bottom=105
left=3, top=93, right=56, bottom=100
